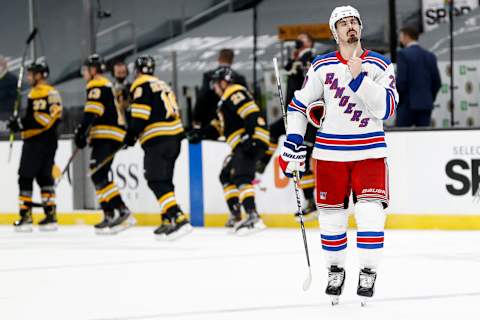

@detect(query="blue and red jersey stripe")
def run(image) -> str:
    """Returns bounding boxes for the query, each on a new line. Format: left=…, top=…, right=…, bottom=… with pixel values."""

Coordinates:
left=357, top=231, right=384, bottom=249
left=383, top=88, right=397, bottom=120
left=315, top=131, right=387, bottom=151
left=321, top=233, right=347, bottom=251
left=287, top=97, right=307, bottom=115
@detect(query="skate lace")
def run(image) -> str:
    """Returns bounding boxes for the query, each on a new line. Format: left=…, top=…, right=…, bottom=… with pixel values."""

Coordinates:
left=328, top=271, right=344, bottom=287
left=359, top=273, right=375, bottom=289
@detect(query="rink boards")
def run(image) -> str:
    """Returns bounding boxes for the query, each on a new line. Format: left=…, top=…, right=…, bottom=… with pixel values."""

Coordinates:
left=1, top=129, right=480, bottom=229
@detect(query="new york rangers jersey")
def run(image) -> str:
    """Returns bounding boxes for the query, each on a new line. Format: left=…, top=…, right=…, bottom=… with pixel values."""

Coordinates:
left=287, top=50, right=399, bottom=162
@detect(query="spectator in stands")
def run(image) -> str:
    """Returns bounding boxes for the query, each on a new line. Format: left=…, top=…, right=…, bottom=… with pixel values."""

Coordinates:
left=111, top=60, right=131, bottom=126
left=0, top=55, right=18, bottom=132
left=396, top=26, right=441, bottom=127
left=284, top=32, right=315, bottom=105
left=192, top=49, right=247, bottom=129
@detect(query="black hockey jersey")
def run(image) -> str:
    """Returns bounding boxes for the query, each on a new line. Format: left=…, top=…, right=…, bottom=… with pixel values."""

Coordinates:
left=128, top=74, right=184, bottom=146
left=84, top=76, right=126, bottom=143
left=216, top=84, right=269, bottom=151
left=21, top=83, right=62, bottom=141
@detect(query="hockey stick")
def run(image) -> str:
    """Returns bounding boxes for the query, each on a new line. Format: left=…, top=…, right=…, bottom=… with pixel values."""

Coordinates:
left=273, top=57, right=312, bottom=291
left=26, top=147, right=80, bottom=208
left=7, top=28, right=38, bottom=162
left=88, top=145, right=124, bottom=178
left=57, top=147, right=80, bottom=186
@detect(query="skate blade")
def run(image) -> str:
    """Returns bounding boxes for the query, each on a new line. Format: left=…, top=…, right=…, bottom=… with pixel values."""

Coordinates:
left=110, top=217, right=136, bottom=234
left=330, top=296, right=340, bottom=306
left=360, top=297, right=369, bottom=307
left=39, top=224, right=58, bottom=232
left=167, top=224, right=193, bottom=241
left=235, top=221, right=266, bottom=237
left=226, top=221, right=242, bottom=234
left=14, top=225, right=33, bottom=233
left=95, top=228, right=114, bottom=235
left=155, top=224, right=193, bottom=242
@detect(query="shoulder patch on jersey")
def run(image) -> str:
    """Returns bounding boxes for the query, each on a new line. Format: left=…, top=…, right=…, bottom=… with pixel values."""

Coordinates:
left=28, top=83, right=55, bottom=99
left=221, top=84, right=247, bottom=101
left=363, top=51, right=391, bottom=71
left=130, top=74, right=157, bottom=92
left=86, top=76, right=111, bottom=90
left=312, top=51, right=339, bottom=71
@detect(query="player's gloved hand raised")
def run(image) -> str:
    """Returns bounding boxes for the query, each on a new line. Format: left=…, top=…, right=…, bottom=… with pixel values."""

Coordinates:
left=123, top=131, right=137, bottom=147
left=242, top=136, right=267, bottom=157
left=278, top=134, right=307, bottom=178
left=241, top=136, right=257, bottom=156
left=7, top=116, right=23, bottom=133
left=187, top=128, right=204, bottom=144
left=74, top=124, right=88, bottom=149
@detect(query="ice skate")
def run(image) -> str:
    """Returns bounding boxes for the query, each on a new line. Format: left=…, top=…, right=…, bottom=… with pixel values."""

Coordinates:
left=38, top=207, right=58, bottom=232
left=357, top=268, right=377, bottom=306
left=294, top=198, right=318, bottom=222
left=225, top=213, right=242, bottom=230
left=155, top=213, right=192, bottom=241
left=225, top=203, right=242, bottom=232
left=14, top=210, right=33, bottom=233
left=326, top=265, right=345, bottom=306
left=235, top=211, right=266, bottom=236
left=38, top=211, right=58, bottom=231
left=94, top=211, right=114, bottom=235
left=109, top=206, right=136, bottom=234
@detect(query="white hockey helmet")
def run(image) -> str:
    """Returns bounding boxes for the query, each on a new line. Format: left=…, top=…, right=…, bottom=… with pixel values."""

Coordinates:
left=329, top=5, right=363, bottom=43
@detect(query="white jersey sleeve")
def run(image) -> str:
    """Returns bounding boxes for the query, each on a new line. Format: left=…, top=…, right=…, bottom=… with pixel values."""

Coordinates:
left=285, top=65, right=324, bottom=139
left=348, top=64, right=398, bottom=120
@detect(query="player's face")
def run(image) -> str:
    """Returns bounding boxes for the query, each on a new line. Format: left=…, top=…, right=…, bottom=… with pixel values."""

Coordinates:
left=114, top=64, right=128, bottom=81
left=336, top=17, right=361, bottom=45
left=27, top=71, right=34, bottom=86
left=82, top=66, right=96, bottom=81
left=27, top=72, right=43, bottom=86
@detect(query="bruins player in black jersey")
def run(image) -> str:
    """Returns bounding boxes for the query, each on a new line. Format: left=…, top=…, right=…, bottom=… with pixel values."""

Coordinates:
left=189, top=67, right=269, bottom=234
left=74, top=54, right=134, bottom=235
left=8, top=61, right=62, bottom=232
left=123, top=55, right=192, bottom=240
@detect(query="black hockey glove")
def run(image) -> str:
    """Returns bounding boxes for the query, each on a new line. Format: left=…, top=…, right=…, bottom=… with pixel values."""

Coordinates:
left=7, top=116, right=23, bottom=133
left=187, top=128, right=204, bottom=144
left=74, top=124, right=88, bottom=149
left=241, top=137, right=264, bottom=157
left=123, top=131, right=137, bottom=147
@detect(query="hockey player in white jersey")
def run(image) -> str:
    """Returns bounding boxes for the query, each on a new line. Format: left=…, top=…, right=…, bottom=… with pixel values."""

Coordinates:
left=278, top=6, right=398, bottom=305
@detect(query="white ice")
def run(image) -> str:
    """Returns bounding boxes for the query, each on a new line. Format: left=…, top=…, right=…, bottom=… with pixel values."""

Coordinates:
left=1, top=226, right=479, bottom=320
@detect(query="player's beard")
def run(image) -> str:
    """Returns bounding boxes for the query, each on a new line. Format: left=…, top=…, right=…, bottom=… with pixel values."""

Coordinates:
left=347, top=34, right=359, bottom=44
left=347, top=29, right=359, bottom=44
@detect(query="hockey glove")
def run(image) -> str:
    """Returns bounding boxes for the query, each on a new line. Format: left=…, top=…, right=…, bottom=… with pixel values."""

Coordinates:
left=306, top=100, right=326, bottom=129
left=241, top=136, right=265, bottom=157
left=278, top=134, right=307, bottom=178
left=74, top=124, right=88, bottom=149
left=187, top=128, right=204, bottom=144
left=7, top=116, right=23, bottom=133
left=123, top=131, right=137, bottom=147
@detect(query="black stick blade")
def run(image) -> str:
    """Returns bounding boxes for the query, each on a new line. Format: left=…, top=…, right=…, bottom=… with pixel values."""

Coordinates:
left=26, top=28, right=38, bottom=44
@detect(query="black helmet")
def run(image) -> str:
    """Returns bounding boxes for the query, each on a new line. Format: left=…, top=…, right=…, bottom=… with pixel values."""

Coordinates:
left=83, top=53, right=105, bottom=72
left=134, top=55, right=155, bottom=75
left=210, top=66, right=233, bottom=84
left=27, top=60, right=49, bottom=78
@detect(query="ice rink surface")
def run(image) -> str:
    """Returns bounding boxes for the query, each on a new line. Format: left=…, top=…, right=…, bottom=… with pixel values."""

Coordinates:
left=1, top=226, right=480, bottom=320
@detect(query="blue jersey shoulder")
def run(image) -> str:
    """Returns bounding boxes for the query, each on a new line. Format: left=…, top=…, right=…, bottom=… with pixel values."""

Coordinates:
left=312, top=51, right=337, bottom=65
left=366, top=50, right=391, bottom=65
